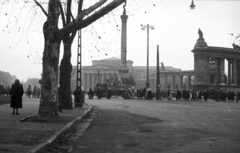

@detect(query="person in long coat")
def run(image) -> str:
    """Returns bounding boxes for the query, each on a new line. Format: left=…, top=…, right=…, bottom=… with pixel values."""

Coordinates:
left=88, top=88, right=94, bottom=99
left=10, top=79, right=24, bottom=115
left=107, top=87, right=112, bottom=99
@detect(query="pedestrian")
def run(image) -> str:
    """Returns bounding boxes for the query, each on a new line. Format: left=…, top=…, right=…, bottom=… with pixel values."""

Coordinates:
left=10, top=79, right=24, bottom=115
left=88, top=88, right=94, bottom=99
left=0, top=83, right=4, bottom=96
left=167, top=89, right=170, bottom=100
left=204, top=90, right=208, bottom=101
left=107, top=87, right=112, bottom=99
left=97, top=87, right=101, bottom=99
left=26, top=85, right=32, bottom=97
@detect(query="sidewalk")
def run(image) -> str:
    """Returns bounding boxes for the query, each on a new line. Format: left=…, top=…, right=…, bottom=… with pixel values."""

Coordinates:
left=0, top=97, right=91, bottom=153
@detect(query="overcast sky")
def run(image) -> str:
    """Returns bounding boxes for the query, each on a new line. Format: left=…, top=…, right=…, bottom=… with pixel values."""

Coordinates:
left=0, top=0, right=239, bottom=82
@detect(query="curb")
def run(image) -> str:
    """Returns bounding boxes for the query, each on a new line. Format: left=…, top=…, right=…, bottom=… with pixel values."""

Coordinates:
left=26, top=103, right=92, bottom=153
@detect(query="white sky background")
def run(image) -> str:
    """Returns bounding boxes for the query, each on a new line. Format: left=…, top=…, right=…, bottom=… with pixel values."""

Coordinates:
left=0, top=0, right=239, bottom=82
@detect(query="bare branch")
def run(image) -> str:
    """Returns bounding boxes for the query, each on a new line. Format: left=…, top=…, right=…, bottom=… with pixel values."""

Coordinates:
left=81, top=0, right=107, bottom=18
left=60, top=0, right=126, bottom=36
left=66, top=0, right=72, bottom=23
left=34, top=0, right=48, bottom=17
left=58, top=0, right=66, bottom=26
left=70, top=12, right=76, bottom=26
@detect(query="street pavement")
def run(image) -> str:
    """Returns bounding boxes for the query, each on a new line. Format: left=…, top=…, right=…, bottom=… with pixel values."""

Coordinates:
left=70, top=97, right=240, bottom=153
left=0, top=97, right=90, bottom=153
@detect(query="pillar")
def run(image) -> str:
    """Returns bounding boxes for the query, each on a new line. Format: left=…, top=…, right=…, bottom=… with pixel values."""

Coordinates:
left=172, top=76, right=175, bottom=90
left=217, top=58, right=221, bottom=84
left=103, top=73, right=107, bottom=83
left=119, top=4, right=129, bottom=73
left=165, top=75, right=167, bottom=90
left=180, top=76, right=183, bottom=89
left=89, top=73, right=93, bottom=89
left=87, top=73, right=90, bottom=90
left=83, top=73, right=86, bottom=90
left=228, top=59, right=231, bottom=86
left=232, top=59, right=237, bottom=86
left=93, top=72, right=98, bottom=86
left=188, top=76, right=191, bottom=89
left=219, top=58, right=226, bottom=85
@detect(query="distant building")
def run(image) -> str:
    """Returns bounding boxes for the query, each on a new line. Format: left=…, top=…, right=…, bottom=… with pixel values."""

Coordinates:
left=71, top=57, right=193, bottom=92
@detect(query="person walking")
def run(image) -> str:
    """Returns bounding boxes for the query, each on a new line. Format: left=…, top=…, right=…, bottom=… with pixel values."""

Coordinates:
left=10, top=79, right=24, bottom=115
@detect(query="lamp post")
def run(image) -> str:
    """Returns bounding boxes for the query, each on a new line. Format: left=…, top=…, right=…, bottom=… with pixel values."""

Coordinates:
left=141, top=24, right=154, bottom=89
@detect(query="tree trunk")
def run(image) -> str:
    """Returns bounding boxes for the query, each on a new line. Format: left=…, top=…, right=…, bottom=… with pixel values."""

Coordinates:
left=38, top=0, right=62, bottom=121
left=59, top=37, right=73, bottom=110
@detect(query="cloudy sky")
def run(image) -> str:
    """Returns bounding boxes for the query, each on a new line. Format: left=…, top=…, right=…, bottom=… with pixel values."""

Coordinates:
left=0, top=0, right=239, bottom=82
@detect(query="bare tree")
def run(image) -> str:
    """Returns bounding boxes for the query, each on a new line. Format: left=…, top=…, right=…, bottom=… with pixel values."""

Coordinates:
left=34, top=0, right=126, bottom=120
left=59, top=0, right=111, bottom=110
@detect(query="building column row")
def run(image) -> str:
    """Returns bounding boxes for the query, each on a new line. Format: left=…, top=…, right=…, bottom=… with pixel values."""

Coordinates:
left=163, top=75, right=191, bottom=90
left=82, top=72, right=118, bottom=90
left=217, top=58, right=239, bottom=86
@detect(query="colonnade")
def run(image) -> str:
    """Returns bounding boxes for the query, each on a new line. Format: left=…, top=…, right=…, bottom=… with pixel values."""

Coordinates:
left=81, top=72, right=118, bottom=90
left=149, top=75, right=193, bottom=92
left=216, top=58, right=239, bottom=86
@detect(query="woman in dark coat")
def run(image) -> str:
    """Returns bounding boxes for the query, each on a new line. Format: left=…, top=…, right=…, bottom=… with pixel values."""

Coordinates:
left=107, top=87, right=112, bottom=99
left=10, top=79, right=24, bottom=115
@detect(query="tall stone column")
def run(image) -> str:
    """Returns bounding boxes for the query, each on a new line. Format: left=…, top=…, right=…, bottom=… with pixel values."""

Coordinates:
left=219, top=58, right=226, bottom=85
left=119, top=4, right=129, bottom=74
left=188, top=76, right=191, bottom=89
left=165, top=75, right=167, bottom=89
left=89, top=73, right=93, bottom=89
left=180, top=76, right=183, bottom=90
left=172, top=76, right=175, bottom=90
left=93, top=73, right=98, bottom=87
left=227, top=59, right=231, bottom=86
left=87, top=73, right=90, bottom=90
left=217, top=58, right=221, bottom=85
left=232, top=59, right=237, bottom=86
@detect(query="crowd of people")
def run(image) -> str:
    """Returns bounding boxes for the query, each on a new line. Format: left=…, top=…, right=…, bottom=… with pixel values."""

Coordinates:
left=0, top=82, right=41, bottom=98
left=86, top=84, right=240, bottom=103
left=26, top=85, right=41, bottom=98
left=0, top=83, right=11, bottom=97
left=167, top=89, right=239, bottom=102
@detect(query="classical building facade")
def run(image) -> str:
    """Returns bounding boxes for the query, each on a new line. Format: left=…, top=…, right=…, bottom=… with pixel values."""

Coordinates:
left=192, top=29, right=240, bottom=91
left=70, top=57, right=194, bottom=92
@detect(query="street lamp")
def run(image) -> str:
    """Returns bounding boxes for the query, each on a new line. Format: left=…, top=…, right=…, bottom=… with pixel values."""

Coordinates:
left=141, top=24, right=154, bottom=89
left=190, top=0, right=196, bottom=9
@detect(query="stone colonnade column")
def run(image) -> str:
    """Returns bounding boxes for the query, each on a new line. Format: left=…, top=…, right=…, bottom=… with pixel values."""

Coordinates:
left=180, top=76, right=183, bottom=90
left=228, top=59, right=231, bottom=86
left=172, top=76, right=175, bottom=90
left=165, top=75, right=167, bottom=90
left=187, top=75, right=191, bottom=90
left=219, top=57, right=226, bottom=85
left=232, top=59, right=237, bottom=86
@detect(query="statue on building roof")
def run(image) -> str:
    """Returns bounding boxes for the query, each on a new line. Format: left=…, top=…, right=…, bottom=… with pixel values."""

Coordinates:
left=198, top=28, right=203, bottom=39
left=194, top=28, right=208, bottom=48
left=123, top=2, right=126, bottom=15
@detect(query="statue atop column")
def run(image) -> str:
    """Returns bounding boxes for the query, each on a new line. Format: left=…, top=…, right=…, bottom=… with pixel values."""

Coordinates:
left=123, top=2, right=126, bottom=15
left=194, top=28, right=208, bottom=48
left=198, top=28, right=203, bottom=39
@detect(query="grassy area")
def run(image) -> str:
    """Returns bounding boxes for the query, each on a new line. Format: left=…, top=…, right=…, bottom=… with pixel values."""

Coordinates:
left=0, top=96, right=10, bottom=105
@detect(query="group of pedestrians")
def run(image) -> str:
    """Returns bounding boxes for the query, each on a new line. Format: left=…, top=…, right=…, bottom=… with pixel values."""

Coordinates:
left=174, top=89, right=208, bottom=101
left=26, top=85, right=41, bottom=98
left=213, top=89, right=238, bottom=102
left=0, top=83, right=11, bottom=97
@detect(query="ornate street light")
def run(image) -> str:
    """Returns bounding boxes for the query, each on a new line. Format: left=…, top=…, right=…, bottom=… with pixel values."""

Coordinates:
left=190, top=0, right=196, bottom=9
left=141, top=24, right=154, bottom=89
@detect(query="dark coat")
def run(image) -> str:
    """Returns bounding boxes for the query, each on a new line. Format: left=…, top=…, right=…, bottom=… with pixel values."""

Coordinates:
left=10, top=83, right=24, bottom=108
left=107, top=89, right=112, bottom=99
